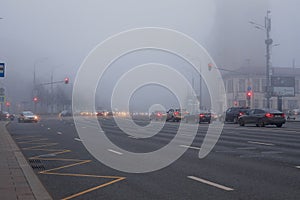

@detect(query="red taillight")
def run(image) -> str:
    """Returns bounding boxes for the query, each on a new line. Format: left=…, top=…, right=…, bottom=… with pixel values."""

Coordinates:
left=239, top=112, right=244, bottom=116
left=265, top=113, right=274, bottom=118
left=282, top=113, right=285, bottom=118
left=157, top=113, right=162, bottom=117
left=174, top=111, right=179, bottom=116
left=199, top=114, right=205, bottom=117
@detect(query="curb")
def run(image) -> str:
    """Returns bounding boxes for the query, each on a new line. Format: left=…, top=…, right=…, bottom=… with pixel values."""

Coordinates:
left=3, top=122, right=53, bottom=200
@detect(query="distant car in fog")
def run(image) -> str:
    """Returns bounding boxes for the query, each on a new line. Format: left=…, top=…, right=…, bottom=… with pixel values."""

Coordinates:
left=0, top=111, right=10, bottom=121
left=287, top=109, right=300, bottom=120
left=238, top=108, right=286, bottom=127
left=184, top=110, right=212, bottom=124
left=166, top=109, right=188, bottom=122
left=18, top=111, right=39, bottom=123
left=150, top=111, right=167, bottom=121
left=59, top=110, right=72, bottom=117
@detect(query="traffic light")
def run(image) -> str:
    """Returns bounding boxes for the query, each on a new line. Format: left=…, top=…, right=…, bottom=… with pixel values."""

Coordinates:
left=208, top=63, right=213, bottom=71
left=33, top=97, right=38, bottom=103
left=246, top=91, right=252, bottom=100
left=64, top=77, right=69, bottom=84
left=5, top=101, right=10, bottom=107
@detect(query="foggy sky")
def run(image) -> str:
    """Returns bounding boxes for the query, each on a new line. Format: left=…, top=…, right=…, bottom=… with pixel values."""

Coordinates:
left=0, top=0, right=299, bottom=112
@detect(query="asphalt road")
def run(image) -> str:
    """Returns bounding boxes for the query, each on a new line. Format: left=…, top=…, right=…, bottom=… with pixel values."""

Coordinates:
left=7, top=116, right=300, bottom=200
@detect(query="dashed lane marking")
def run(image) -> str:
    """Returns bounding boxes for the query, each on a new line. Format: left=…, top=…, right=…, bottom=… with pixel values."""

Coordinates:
left=57, top=132, right=62, bottom=135
left=108, top=149, right=123, bottom=155
left=187, top=176, right=234, bottom=191
left=74, top=138, right=83, bottom=142
left=248, top=141, right=274, bottom=146
left=179, top=145, right=201, bottom=150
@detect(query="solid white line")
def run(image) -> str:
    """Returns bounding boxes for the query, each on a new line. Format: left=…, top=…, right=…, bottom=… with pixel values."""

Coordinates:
left=261, top=151, right=283, bottom=154
left=188, top=176, right=234, bottom=191
left=295, top=166, right=300, bottom=169
left=128, top=135, right=138, bottom=139
left=248, top=141, right=274, bottom=146
left=57, top=132, right=62, bottom=135
left=179, top=145, right=201, bottom=150
left=108, top=149, right=123, bottom=155
left=47, top=128, right=51, bottom=130
left=74, top=138, right=82, bottom=142
left=81, top=126, right=86, bottom=129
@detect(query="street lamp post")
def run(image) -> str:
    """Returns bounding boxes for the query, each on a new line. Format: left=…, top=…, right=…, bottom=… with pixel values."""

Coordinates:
left=250, top=10, right=273, bottom=108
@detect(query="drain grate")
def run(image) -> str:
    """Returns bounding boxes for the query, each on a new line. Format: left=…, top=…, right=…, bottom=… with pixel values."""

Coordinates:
left=29, top=159, right=45, bottom=170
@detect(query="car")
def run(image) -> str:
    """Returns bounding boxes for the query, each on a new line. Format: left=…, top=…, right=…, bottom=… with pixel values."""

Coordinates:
left=287, top=109, right=300, bottom=120
left=184, top=110, right=211, bottom=123
left=166, top=109, right=188, bottom=122
left=238, top=108, right=286, bottom=127
left=0, top=111, right=10, bottom=121
left=149, top=111, right=167, bottom=121
left=225, top=107, right=250, bottom=123
left=59, top=110, right=72, bottom=117
left=18, top=111, right=39, bottom=123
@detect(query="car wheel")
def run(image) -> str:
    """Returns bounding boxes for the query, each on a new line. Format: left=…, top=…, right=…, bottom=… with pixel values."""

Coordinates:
left=239, top=119, right=245, bottom=126
left=233, top=117, right=238, bottom=124
left=207, top=120, right=211, bottom=124
left=258, top=119, right=265, bottom=127
left=276, top=123, right=283, bottom=128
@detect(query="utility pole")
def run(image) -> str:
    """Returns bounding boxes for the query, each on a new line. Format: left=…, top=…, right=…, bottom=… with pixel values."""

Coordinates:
left=265, top=10, right=272, bottom=109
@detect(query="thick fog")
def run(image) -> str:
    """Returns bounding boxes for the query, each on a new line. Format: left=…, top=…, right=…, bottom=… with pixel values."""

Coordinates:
left=0, top=0, right=299, bottom=113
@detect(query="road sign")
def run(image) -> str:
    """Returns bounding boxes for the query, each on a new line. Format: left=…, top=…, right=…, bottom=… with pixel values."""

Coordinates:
left=0, top=96, right=5, bottom=103
left=271, top=76, right=295, bottom=97
left=0, top=63, right=5, bottom=77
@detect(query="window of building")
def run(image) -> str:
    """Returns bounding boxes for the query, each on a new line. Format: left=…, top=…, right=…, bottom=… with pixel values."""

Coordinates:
left=238, top=79, right=245, bottom=92
left=227, top=79, right=233, bottom=93
left=253, top=79, right=260, bottom=92
left=262, top=79, right=266, bottom=92
left=254, top=99, right=259, bottom=108
left=296, top=80, right=299, bottom=94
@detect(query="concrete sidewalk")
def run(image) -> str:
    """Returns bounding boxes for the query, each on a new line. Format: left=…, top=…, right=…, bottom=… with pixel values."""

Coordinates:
left=0, top=121, right=52, bottom=200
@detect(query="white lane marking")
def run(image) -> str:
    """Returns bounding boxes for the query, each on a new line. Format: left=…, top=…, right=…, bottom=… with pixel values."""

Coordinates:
left=81, top=126, right=86, bottom=129
left=41, top=124, right=44, bottom=127
left=187, top=176, right=234, bottom=191
left=296, top=166, right=300, bottom=169
left=74, top=138, right=83, bottom=142
left=108, top=149, right=123, bottom=155
left=179, top=145, right=201, bottom=150
left=248, top=141, right=274, bottom=146
left=47, top=128, right=51, bottom=130
left=57, top=132, right=62, bottom=135
left=236, top=147, right=257, bottom=150
left=216, top=150, right=236, bottom=153
left=180, top=133, right=193, bottom=137
left=128, top=135, right=138, bottom=139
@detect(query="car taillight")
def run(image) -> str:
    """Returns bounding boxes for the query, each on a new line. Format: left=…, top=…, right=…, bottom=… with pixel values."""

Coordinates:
left=157, top=113, right=162, bottom=117
left=199, top=114, right=204, bottom=117
left=265, top=113, right=274, bottom=118
left=239, top=112, right=244, bottom=116
left=174, top=111, right=179, bottom=116
left=282, top=113, right=285, bottom=118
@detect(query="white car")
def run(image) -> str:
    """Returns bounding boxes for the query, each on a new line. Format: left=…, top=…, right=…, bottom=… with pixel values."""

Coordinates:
left=18, top=111, right=39, bottom=123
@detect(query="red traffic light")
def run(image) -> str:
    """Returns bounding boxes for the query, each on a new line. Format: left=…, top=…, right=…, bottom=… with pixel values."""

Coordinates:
left=33, top=97, right=38, bottom=102
left=64, top=77, right=69, bottom=84
left=247, top=92, right=252, bottom=96
left=5, top=101, right=10, bottom=107
left=208, top=63, right=213, bottom=71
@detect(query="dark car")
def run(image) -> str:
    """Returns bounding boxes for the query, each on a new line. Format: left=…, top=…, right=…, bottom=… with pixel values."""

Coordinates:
left=0, top=111, right=10, bottom=121
left=166, top=109, right=187, bottom=122
left=150, top=111, right=167, bottom=121
left=238, top=108, right=286, bottom=127
left=184, top=110, right=211, bottom=123
left=59, top=110, right=72, bottom=117
left=225, top=107, right=250, bottom=123
left=18, top=111, right=39, bottom=123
